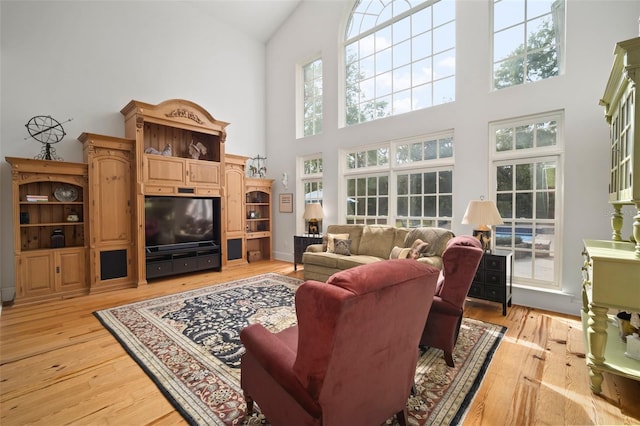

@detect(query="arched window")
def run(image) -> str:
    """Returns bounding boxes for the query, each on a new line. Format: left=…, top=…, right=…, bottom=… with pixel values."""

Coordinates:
left=344, top=0, right=455, bottom=126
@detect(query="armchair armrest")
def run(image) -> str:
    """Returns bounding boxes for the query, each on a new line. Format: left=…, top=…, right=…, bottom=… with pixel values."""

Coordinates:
left=240, top=324, right=319, bottom=415
left=430, top=296, right=462, bottom=316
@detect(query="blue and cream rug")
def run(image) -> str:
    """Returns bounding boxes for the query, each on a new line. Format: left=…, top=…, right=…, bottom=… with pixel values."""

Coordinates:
left=94, top=273, right=506, bottom=425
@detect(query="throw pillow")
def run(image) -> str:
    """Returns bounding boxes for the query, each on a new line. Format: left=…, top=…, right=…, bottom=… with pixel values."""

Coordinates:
left=407, top=238, right=430, bottom=259
left=333, top=239, right=352, bottom=256
left=389, top=246, right=412, bottom=259
left=326, top=233, right=349, bottom=253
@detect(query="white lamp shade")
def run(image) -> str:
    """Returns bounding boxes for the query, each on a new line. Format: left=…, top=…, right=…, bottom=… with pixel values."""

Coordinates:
left=461, top=200, right=503, bottom=229
left=303, top=203, right=324, bottom=220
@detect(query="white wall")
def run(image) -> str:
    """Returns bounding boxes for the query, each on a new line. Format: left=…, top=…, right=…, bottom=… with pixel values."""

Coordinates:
left=265, top=0, right=640, bottom=315
left=0, top=1, right=268, bottom=301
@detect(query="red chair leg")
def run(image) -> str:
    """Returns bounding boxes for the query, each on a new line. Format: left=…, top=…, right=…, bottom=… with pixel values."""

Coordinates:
left=396, top=407, right=409, bottom=426
left=444, top=351, right=455, bottom=367
left=244, top=392, right=254, bottom=414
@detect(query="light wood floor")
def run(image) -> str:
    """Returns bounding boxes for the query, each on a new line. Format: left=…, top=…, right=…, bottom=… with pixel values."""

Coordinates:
left=1, top=260, right=639, bottom=425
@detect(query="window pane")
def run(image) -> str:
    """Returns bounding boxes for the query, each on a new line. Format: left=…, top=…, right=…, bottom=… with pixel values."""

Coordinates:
left=379, top=196, right=389, bottom=215
left=497, top=165, right=513, bottom=191
left=424, top=139, right=437, bottom=160
left=497, top=193, right=512, bottom=219
left=440, top=170, right=452, bottom=192
left=516, top=192, right=533, bottom=218
left=410, top=173, right=422, bottom=193
left=424, top=172, right=436, bottom=193
left=536, top=120, right=556, bottom=147
left=410, top=195, right=422, bottom=216
left=433, top=75, right=455, bottom=104
left=379, top=175, right=388, bottom=195
left=439, top=137, right=453, bottom=158
left=439, top=194, right=452, bottom=217
left=397, top=195, right=408, bottom=215
left=496, top=128, right=513, bottom=151
left=424, top=195, right=436, bottom=216
left=516, top=163, right=532, bottom=190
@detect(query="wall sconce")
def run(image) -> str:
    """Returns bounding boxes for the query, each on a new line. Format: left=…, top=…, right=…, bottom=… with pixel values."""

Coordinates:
left=303, top=203, right=324, bottom=236
left=461, top=197, right=503, bottom=252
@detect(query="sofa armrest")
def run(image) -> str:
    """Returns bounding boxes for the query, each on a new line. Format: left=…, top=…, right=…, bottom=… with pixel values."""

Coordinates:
left=305, top=244, right=324, bottom=253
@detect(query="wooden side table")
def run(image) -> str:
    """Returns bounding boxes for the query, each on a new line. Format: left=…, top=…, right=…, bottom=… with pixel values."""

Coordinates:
left=468, top=251, right=513, bottom=315
left=294, top=235, right=323, bottom=271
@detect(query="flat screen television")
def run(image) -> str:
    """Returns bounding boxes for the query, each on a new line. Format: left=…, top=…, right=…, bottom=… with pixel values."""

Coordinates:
left=145, top=196, right=219, bottom=250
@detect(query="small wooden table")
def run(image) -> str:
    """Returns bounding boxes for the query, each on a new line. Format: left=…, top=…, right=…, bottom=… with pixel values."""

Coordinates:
left=294, top=235, right=323, bottom=271
left=468, top=251, right=513, bottom=316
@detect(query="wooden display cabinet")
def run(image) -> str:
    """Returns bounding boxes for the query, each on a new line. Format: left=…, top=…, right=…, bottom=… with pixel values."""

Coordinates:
left=121, top=99, right=229, bottom=283
left=245, top=178, right=273, bottom=261
left=6, top=157, right=89, bottom=303
left=224, top=154, right=248, bottom=265
left=78, top=132, right=137, bottom=293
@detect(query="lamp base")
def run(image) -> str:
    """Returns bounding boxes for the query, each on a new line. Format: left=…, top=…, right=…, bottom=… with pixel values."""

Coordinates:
left=307, top=220, right=320, bottom=236
left=473, top=229, right=492, bottom=252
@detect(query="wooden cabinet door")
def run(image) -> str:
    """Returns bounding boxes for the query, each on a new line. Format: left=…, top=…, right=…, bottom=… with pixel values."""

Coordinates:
left=144, top=155, right=186, bottom=185
left=57, top=249, right=86, bottom=292
left=17, top=252, right=56, bottom=299
left=93, top=156, right=132, bottom=244
left=188, top=160, right=221, bottom=187
left=226, top=165, right=245, bottom=234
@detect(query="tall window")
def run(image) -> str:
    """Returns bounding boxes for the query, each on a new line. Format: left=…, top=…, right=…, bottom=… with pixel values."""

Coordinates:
left=491, top=112, right=563, bottom=289
left=492, top=0, right=565, bottom=90
left=301, top=58, right=323, bottom=137
left=303, top=156, right=323, bottom=205
left=298, top=154, right=324, bottom=233
left=344, top=0, right=456, bottom=126
left=343, top=132, right=454, bottom=228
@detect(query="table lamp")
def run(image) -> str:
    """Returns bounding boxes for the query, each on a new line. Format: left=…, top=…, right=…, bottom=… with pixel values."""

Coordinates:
left=462, top=198, right=503, bottom=252
left=303, top=203, right=324, bottom=236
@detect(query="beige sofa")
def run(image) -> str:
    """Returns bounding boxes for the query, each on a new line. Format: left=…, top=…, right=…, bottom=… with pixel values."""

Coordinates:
left=302, top=224, right=454, bottom=282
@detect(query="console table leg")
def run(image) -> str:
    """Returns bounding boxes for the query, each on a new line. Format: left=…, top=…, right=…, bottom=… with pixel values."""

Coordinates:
left=587, top=303, right=608, bottom=393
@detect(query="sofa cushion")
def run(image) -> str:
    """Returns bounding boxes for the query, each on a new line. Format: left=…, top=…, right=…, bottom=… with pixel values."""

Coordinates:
left=404, top=227, right=453, bottom=257
left=302, top=252, right=341, bottom=269
left=359, top=225, right=397, bottom=259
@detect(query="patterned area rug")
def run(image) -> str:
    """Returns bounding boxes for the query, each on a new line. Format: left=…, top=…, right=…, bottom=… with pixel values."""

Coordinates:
left=94, top=273, right=506, bottom=425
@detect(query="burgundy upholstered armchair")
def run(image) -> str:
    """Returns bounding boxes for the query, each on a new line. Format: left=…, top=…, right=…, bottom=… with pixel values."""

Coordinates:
left=419, top=235, right=484, bottom=367
left=240, top=259, right=440, bottom=426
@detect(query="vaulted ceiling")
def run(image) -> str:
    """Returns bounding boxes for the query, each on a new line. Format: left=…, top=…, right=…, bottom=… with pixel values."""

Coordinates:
left=183, top=0, right=303, bottom=43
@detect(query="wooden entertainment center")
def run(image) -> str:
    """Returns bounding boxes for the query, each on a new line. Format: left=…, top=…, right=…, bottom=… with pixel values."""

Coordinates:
left=7, top=99, right=273, bottom=304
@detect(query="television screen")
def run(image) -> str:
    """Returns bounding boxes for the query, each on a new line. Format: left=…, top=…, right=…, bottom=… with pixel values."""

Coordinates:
left=145, top=196, right=216, bottom=248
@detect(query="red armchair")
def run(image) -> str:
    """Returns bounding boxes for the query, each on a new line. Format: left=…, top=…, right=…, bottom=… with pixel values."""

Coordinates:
left=419, top=235, right=484, bottom=367
left=240, top=259, right=440, bottom=426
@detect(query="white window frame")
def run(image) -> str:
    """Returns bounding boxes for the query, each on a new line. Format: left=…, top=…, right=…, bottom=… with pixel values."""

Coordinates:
left=297, top=55, right=323, bottom=138
left=491, top=0, right=566, bottom=90
left=339, top=131, right=455, bottom=227
left=341, top=0, right=456, bottom=127
left=490, top=111, right=564, bottom=290
left=297, top=154, right=324, bottom=234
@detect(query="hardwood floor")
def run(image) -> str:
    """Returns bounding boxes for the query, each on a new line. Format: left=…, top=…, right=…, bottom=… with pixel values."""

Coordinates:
left=1, top=260, right=639, bottom=425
